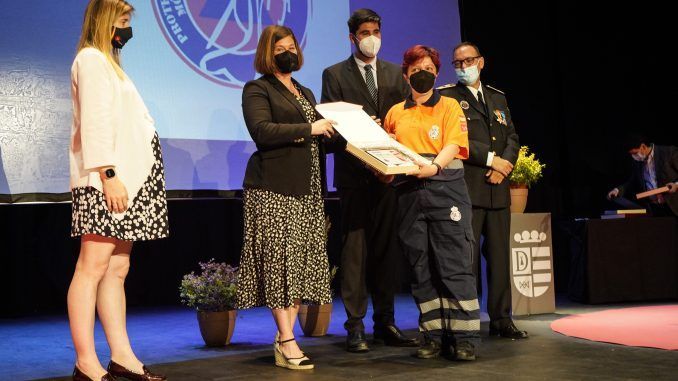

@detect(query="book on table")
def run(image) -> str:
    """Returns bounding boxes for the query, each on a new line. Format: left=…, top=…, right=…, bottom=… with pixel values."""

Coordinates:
left=316, top=101, right=432, bottom=175
left=636, top=186, right=670, bottom=199
left=600, top=208, right=647, bottom=219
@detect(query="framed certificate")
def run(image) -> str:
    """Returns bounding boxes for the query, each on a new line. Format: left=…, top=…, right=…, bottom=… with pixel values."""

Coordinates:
left=316, top=102, right=431, bottom=175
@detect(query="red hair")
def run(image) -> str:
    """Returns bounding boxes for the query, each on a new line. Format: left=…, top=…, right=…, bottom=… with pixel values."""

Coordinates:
left=401, top=45, right=441, bottom=75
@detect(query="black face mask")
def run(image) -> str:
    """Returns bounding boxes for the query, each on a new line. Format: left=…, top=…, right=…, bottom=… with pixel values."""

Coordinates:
left=112, top=26, right=133, bottom=49
left=274, top=50, right=299, bottom=74
left=409, top=70, right=436, bottom=93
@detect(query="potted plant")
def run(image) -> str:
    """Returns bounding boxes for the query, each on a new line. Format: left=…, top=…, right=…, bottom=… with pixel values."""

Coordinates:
left=180, top=259, right=238, bottom=347
left=508, top=145, right=546, bottom=213
left=297, top=216, right=337, bottom=337
left=298, top=265, right=338, bottom=337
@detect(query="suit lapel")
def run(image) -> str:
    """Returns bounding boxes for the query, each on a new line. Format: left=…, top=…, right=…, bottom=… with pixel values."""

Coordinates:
left=652, top=145, right=663, bottom=185
left=483, top=84, right=496, bottom=123
left=376, top=59, right=388, bottom=114
left=458, top=84, right=488, bottom=117
left=347, top=56, right=378, bottom=111
left=265, top=75, right=308, bottom=121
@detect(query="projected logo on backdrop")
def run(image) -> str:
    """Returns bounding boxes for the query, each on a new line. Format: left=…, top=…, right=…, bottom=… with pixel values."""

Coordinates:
left=153, top=0, right=311, bottom=88
left=511, top=230, right=552, bottom=298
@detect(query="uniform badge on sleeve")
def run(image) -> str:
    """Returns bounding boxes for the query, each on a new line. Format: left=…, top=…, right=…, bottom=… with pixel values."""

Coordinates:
left=429, top=125, right=440, bottom=140
left=450, top=206, right=462, bottom=222
left=494, top=110, right=507, bottom=126
left=460, top=100, right=470, bottom=110
left=459, top=116, right=468, bottom=132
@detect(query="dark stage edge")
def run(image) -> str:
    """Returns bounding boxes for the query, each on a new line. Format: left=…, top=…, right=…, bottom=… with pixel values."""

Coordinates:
left=26, top=301, right=678, bottom=381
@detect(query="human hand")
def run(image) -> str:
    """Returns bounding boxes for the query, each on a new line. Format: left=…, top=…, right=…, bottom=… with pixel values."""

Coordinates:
left=311, top=119, right=336, bottom=138
left=491, top=156, right=514, bottom=177
left=486, top=169, right=505, bottom=185
left=371, top=115, right=382, bottom=127
left=607, top=188, right=620, bottom=200
left=102, top=176, right=129, bottom=213
left=666, top=182, right=678, bottom=194
left=407, top=164, right=438, bottom=179
left=366, top=165, right=394, bottom=183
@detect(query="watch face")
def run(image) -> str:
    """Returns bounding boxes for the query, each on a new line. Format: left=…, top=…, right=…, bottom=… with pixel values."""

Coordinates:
left=105, top=169, right=116, bottom=179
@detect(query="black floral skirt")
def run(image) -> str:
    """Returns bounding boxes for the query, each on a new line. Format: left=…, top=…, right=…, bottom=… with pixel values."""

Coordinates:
left=71, top=134, right=169, bottom=241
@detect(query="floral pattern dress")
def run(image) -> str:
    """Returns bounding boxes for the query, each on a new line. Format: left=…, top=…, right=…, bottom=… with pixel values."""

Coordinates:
left=237, top=86, right=331, bottom=309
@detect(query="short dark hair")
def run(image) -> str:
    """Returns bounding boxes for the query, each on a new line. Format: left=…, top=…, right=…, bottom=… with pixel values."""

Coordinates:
left=453, top=41, right=482, bottom=57
left=622, top=133, right=652, bottom=150
left=254, top=25, right=303, bottom=75
left=347, top=8, right=381, bottom=35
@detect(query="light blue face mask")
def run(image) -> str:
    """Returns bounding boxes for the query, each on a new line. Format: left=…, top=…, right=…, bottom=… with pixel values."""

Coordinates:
left=455, top=64, right=480, bottom=85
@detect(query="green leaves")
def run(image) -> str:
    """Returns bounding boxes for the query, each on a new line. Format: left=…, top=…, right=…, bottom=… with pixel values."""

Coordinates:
left=509, top=146, right=546, bottom=188
left=179, top=259, right=238, bottom=312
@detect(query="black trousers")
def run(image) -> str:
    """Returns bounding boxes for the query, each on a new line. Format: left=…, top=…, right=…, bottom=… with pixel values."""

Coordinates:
left=338, top=182, right=399, bottom=333
left=396, top=175, right=480, bottom=346
left=471, top=207, right=512, bottom=327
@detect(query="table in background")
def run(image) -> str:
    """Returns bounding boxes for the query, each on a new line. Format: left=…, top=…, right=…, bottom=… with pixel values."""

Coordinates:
left=567, top=217, right=677, bottom=304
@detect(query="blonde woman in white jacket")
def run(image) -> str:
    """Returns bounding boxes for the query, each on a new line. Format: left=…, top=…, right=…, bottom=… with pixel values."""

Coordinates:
left=68, top=1, right=168, bottom=380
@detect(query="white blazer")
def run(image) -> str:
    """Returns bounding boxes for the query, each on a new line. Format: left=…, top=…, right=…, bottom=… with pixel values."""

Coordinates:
left=69, top=47, right=157, bottom=213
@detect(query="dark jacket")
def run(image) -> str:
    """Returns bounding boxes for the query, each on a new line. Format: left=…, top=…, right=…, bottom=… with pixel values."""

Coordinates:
left=438, top=83, right=520, bottom=209
left=617, top=144, right=678, bottom=215
left=321, top=56, right=409, bottom=188
left=241, top=75, right=327, bottom=196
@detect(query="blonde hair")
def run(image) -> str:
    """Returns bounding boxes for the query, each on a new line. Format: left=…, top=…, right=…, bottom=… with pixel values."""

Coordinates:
left=77, top=0, right=134, bottom=79
left=254, top=25, right=304, bottom=75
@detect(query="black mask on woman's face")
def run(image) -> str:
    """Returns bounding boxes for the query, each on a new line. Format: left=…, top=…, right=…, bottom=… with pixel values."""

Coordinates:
left=274, top=50, right=299, bottom=74
left=409, top=70, right=436, bottom=93
left=112, top=26, right=133, bottom=49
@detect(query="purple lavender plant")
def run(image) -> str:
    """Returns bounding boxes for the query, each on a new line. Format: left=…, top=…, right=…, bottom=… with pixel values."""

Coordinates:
left=179, top=259, right=238, bottom=312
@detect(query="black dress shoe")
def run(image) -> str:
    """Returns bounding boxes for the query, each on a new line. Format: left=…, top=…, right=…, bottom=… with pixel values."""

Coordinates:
left=454, top=341, right=476, bottom=361
left=489, top=321, right=529, bottom=339
left=416, top=336, right=440, bottom=359
left=346, top=331, right=370, bottom=353
left=72, top=366, right=116, bottom=381
left=373, top=324, right=419, bottom=347
left=107, top=360, right=166, bottom=381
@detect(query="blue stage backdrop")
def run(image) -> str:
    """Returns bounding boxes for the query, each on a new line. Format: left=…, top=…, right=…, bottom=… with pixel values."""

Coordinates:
left=0, top=0, right=461, bottom=201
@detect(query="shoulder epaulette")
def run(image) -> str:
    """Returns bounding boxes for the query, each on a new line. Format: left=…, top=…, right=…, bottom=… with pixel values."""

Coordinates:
left=485, top=85, right=505, bottom=95
left=436, top=83, right=456, bottom=90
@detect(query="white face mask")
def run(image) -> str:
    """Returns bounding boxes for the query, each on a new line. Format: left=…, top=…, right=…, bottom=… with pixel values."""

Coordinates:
left=631, top=152, right=647, bottom=162
left=357, top=35, right=381, bottom=58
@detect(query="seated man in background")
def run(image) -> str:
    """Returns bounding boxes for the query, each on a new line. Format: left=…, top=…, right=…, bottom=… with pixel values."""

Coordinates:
left=607, top=134, right=678, bottom=217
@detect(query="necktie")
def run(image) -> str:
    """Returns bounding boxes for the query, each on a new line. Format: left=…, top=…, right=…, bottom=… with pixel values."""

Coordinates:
left=477, top=90, right=487, bottom=114
left=364, top=64, right=378, bottom=106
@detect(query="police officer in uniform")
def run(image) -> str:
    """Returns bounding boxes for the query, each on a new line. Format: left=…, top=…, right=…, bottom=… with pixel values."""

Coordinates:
left=438, top=42, right=528, bottom=339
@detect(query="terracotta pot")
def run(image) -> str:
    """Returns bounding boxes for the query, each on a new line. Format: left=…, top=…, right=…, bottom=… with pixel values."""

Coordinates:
left=298, top=303, right=332, bottom=337
left=510, top=184, right=529, bottom=213
left=197, top=310, right=236, bottom=347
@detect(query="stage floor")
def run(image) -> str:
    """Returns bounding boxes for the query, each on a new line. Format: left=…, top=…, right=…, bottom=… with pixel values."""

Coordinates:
left=2, top=296, right=676, bottom=381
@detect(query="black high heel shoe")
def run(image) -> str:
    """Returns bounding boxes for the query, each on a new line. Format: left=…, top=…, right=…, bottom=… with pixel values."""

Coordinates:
left=274, top=338, right=314, bottom=370
left=72, top=366, right=116, bottom=381
left=107, top=360, right=166, bottom=381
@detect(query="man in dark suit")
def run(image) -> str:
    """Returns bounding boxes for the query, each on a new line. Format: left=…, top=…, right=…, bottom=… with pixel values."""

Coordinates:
left=321, top=8, right=416, bottom=352
left=607, top=135, right=678, bottom=216
left=438, top=42, right=528, bottom=339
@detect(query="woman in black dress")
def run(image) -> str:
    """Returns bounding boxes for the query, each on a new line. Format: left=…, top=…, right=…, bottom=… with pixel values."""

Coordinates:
left=237, top=25, right=336, bottom=370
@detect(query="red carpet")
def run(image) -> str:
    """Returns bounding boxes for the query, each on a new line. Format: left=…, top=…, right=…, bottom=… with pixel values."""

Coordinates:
left=551, top=305, right=678, bottom=350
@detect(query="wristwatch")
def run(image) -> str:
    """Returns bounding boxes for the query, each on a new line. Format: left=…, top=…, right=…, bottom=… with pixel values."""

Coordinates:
left=432, top=162, right=443, bottom=175
left=103, top=168, right=116, bottom=179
